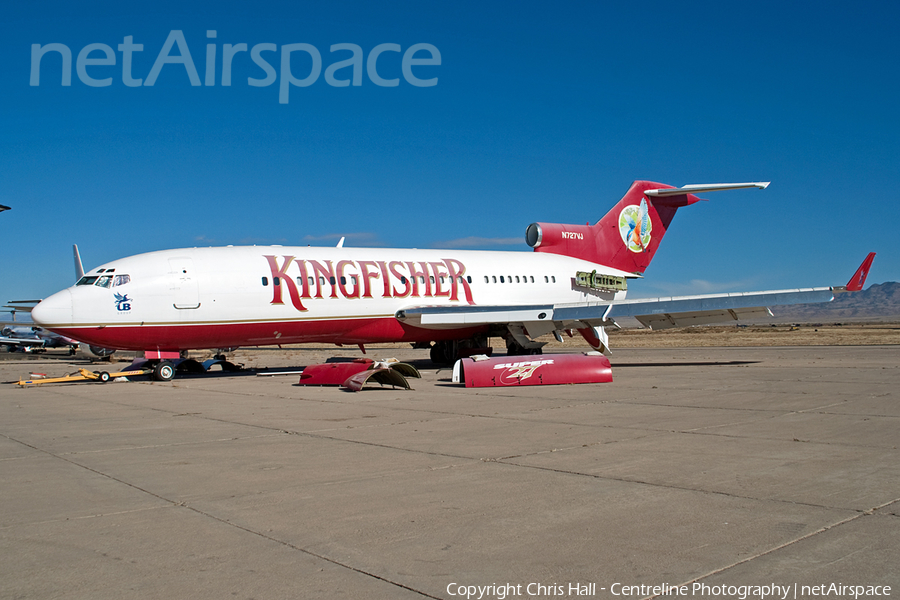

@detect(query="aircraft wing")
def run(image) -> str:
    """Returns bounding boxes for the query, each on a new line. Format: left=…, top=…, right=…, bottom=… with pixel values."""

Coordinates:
left=0, top=334, right=45, bottom=347
left=398, top=287, right=834, bottom=331
left=397, top=253, right=875, bottom=352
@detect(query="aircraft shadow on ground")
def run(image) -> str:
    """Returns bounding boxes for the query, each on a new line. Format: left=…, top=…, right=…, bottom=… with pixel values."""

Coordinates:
left=612, top=360, right=759, bottom=368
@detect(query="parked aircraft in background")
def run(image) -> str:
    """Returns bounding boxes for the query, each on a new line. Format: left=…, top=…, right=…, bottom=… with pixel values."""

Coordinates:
left=1, top=324, right=79, bottom=353
left=31, top=181, right=874, bottom=381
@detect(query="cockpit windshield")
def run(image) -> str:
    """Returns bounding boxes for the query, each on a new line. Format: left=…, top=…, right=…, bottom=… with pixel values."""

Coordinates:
left=75, top=274, right=131, bottom=287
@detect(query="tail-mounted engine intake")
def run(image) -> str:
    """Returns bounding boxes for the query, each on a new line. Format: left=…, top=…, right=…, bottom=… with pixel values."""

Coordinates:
left=525, top=222, right=595, bottom=252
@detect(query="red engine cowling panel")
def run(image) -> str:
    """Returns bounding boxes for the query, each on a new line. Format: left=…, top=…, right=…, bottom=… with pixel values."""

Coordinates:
left=454, top=353, right=613, bottom=387
left=299, top=359, right=373, bottom=385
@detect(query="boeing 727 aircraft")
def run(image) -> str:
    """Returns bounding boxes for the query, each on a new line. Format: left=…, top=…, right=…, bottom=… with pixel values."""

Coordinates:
left=31, top=181, right=874, bottom=381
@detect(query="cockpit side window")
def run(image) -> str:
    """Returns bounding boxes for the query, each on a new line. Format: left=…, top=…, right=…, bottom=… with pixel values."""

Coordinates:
left=95, top=276, right=113, bottom=288
left=76, top=276, right=99, bottom=286
left=113, top=274, right=131, bottom=287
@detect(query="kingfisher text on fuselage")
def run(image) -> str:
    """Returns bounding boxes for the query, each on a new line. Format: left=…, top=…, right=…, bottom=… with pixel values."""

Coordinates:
left=264, top=255, right=475, bottom=312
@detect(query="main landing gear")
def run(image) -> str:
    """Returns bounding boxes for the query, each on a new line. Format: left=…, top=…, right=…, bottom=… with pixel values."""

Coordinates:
left=505, top=337, right=544, bottom=357
left=152, top=360, right=176, bottom=382
left=428, top=336, right=492, bottom=365
left=427, top=331, right=545, bottom=366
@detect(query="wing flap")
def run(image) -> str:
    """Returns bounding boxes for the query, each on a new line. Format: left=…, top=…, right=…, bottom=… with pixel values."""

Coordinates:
left=554, top=288, right=835, bottom=326
left=635, top=307, right=773, bottom=329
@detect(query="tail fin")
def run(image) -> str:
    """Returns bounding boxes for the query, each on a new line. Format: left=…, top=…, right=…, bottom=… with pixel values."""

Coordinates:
left=73, top=244, right=85, bottom=281
left=526, top=181, right=769, bottom=274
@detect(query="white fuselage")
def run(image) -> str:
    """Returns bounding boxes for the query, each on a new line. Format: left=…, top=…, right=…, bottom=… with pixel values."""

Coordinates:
left=32, top=245, right=631, bottom=351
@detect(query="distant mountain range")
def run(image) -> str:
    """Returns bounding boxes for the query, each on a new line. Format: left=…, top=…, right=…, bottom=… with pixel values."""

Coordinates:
left=769, top=281, right=900, bottom=322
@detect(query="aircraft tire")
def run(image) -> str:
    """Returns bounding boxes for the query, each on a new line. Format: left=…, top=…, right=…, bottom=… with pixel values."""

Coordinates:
left=89, top=345, right=116, bottom=358
left=153, top=361, right=176, bottom=382
left=430, top=343, right=448, bottom=365
left=98, top=371, right=110, bottom=383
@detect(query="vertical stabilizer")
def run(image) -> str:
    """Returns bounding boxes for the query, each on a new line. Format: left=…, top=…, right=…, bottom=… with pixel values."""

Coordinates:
left=73, top=244, right=85, bottom=281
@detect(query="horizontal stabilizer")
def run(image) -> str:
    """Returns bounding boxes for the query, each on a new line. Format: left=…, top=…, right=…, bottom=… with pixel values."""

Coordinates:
left=644, top=182, right=770, bottom=197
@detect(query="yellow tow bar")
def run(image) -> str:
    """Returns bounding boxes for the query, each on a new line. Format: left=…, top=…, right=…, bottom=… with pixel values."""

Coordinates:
left=17, top=368, right=153, bottom=387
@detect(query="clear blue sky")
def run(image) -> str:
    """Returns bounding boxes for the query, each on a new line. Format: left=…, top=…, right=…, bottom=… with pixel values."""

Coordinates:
left=2, top=1, right=897, bottom=308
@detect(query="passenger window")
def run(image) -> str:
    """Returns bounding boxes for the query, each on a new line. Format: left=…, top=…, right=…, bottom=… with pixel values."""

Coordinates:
left=493, top=276, right=497, bottom=283
left=500, top=276, right=505, bottom=283
left=484, top=276, right=489, bottom=283
left=262, top=277, right=269, bottom=286
left=551, top=276, right=556, bottom=283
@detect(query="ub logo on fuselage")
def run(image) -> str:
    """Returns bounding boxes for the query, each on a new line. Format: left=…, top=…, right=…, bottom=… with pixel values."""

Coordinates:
left=618, top=198, right=652, bottom=253
left=114, top=293, right=132, bottom=312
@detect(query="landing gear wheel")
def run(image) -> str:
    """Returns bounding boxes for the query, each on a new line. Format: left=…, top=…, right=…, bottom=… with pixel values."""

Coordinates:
left=430, top=343, right=449, bottom=365
left=97, top=371, right=110, bottom=383
left=89, top=345, right=116, bottom=358
left=153, top=361, right=175, bottom=382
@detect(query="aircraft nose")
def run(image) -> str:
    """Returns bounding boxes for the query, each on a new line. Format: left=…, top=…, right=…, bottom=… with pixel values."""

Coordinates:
left=31, top=289, right=74, bottom=327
